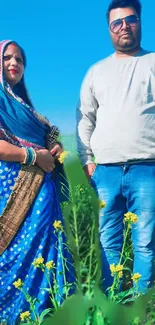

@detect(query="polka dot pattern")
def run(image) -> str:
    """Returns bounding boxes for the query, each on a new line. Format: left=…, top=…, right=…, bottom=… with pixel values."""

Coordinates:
left=0, top=161, right=75, bottom=324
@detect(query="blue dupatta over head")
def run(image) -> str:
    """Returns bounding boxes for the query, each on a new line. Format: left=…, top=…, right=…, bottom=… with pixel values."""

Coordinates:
left=0, top=40, right=51, bottom=149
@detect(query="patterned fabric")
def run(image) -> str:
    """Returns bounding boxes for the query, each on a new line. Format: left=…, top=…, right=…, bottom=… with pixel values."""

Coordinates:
left=0, top=165, right=44, bottom=254
left=0, top=162, right=74, bottom=324
left=0, top=40, right=74, bottom=324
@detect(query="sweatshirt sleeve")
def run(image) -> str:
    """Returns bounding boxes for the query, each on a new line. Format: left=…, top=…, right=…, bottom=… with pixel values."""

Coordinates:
left=76, top=67, right=99, bottom=167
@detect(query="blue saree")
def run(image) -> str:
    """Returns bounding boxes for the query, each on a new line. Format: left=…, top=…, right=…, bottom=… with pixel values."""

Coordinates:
left=0, top=40, right=74, bottom=324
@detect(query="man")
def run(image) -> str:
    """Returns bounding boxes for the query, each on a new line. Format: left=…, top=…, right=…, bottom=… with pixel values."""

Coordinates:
left=76, top=0, right=155, bottom=294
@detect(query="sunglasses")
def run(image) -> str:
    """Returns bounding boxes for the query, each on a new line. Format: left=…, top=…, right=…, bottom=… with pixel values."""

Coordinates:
left=110, top=14, right=139, bottom=34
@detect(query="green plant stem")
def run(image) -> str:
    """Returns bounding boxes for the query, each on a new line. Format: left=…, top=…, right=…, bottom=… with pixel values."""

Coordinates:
left=44, top=271, right=59, bottom=311
left=87, top=223, right=95, bottom=298
left=108, top=224, right=131, bottom=300
left=58, top=232, right=69, bottom=299
left=119, top=223, right=130, bottom=265
left=21, top=289, right=38, bottom=324
left=73, top=205, right=80, bottom=257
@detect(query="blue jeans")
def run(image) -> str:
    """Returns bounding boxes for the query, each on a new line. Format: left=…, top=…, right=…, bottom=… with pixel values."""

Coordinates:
left=91, top=163, right=155, bottom=294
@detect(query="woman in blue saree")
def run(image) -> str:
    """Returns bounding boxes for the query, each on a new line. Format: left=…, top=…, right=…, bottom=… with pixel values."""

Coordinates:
left=0, top=40, right=74, bottom=324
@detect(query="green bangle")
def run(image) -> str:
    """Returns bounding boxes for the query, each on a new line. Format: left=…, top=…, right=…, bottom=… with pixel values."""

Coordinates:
left=22, top=147, right=36, bottom=166
left=26, top=147, right=36, bottom=165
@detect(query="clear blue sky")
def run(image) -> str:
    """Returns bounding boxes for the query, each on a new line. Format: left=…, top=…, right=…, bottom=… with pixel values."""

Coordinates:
left=1, top=0, right=155, bottom=134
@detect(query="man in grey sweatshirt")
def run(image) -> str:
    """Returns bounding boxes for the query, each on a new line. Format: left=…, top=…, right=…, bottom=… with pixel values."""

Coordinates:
left=76, top=0, right=155, bottom=294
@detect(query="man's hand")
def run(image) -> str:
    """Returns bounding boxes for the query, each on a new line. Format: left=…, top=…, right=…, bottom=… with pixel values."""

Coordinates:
left=83, top=163, right=96, bottom=180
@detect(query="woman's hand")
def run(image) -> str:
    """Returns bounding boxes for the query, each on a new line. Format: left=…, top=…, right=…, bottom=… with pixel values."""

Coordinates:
left=50, top=143, right=63, bottom=159
left=36, top=149, right=55, bottom=172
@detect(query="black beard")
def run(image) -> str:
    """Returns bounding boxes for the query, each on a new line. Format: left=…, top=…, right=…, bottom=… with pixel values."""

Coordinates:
left=114, top=34, right=141, bottom=52
left=119, top=39, right=135, bottom=49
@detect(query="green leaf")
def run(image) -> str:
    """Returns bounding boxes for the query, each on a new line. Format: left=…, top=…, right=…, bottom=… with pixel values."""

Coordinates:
left=115, top=288, right=134, bottom=303
left=123, top=267, right=132, bottom=272
left=39, top=308, right=52, bottom=324
left=92, top=308, right=105, bottom=325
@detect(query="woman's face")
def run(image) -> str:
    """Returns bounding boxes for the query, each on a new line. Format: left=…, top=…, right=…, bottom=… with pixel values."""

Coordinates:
left=3, top=44, right=24, bottom=88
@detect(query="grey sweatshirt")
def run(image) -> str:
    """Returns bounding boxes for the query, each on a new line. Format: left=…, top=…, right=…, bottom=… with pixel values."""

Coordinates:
left=76, top=49, right=155, bottom=166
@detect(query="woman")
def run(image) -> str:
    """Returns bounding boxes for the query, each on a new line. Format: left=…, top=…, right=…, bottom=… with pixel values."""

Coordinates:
left=0, top=40, right=74, bottom=324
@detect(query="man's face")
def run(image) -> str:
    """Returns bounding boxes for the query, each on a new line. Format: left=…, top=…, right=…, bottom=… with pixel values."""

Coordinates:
left=109, top=7, right=141, bottom=52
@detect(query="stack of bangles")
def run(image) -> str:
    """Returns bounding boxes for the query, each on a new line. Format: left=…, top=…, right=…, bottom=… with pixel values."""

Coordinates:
left=21, top=147, right=37, bottom=166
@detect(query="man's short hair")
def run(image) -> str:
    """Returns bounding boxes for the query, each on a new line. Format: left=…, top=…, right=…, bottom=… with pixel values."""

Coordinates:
left=106, top=0, right=142, bottom=23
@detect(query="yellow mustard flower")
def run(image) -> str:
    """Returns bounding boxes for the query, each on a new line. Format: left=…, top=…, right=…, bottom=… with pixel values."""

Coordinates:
left=115, top=264, right=123, bottom=272
left=110, top=263, right=123, bottom=277
left=20, top=311, right=30, bottom=321
left=99, top=200, right=106, bottom=209
left=13, top=278, right=23, bottom=289
left=53, top=220, right=63, bottom=231
left=46, top=260, right=55, bottom=270
left=110, top=264, right=116, bottom=274
left=32, top=256, right=44, bottom=268
left=58, top=151, right=69, bottom=164
left=124, top=212, right=138, bottom=224
left=131, top=273, right=142, bottom=282
left=118, top=271, right=123, bottom=279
